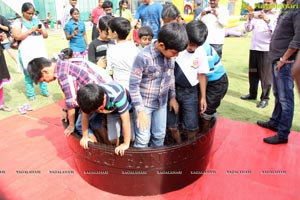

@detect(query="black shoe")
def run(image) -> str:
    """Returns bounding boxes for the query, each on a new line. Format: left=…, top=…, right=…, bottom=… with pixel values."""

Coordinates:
left=240, top=94, right=256, bottom=100
left=257, top=120, right=278, bottom=132
left=263, top=135, right=288, bottom=144
left=257, top=100, right=268, bottom=108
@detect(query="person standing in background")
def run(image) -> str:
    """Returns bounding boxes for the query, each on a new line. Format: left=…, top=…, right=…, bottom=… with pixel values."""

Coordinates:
left=115, top=0, right=132, bottom=21
left=88, top=15, right=115, bottom=67
left=0, top=15, right=19, bottom=72
left=91, top=0, right=105, bottom=41
left=64, top=8, right=89, bottom=58
left=132, top=0, right=163, bottom=39
left=197, top=0, right=229, bottom=58
left=257, top=0, right=300, bottom=144
left=240, top=0, right=278, bottom=108
left=102, top=1, right=114, bottom=16
left=11, top=2, right=50, bottom=101
left=0, top=32, right=12, bottom=112
left=132, top=19, right=141, bottom=46
left=61, top=0, right=77, bottom=39
left=161, top=3, right=183, bottom=24
left=193, top=1, right=203, bottom=20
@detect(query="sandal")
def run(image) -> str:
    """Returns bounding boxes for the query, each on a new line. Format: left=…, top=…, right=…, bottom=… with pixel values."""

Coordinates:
left=23, top=103, right=33, bottom=111
left=42, top=93, right=53, bottom=99
left=28, top=97, right=36, bottom=101
left=0, top=105, right=12, bottom=112
left=18, top=106, right=27, bottom=115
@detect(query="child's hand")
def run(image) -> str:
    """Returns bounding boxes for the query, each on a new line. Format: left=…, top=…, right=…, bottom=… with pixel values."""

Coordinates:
left=115, top=143, right=129, bottom=156
left=169, top=98, right=178, bottom=114
left=64, top=124, right=75, bottom=136
left=97, top=56, right=107, bottom=68
left=80, top=136, right=93, bottom=149
left=199, top=98, right=207, bottom=115
left=137, top=111, right=149, bottom=131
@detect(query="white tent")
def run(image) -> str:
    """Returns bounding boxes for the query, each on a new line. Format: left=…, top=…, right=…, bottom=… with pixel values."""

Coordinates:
left=1, top=0, right=34, bottom=15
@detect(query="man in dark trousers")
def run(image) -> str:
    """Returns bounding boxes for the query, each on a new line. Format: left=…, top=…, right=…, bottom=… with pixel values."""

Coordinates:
left=257, top=0, right=300, bottom=144
left=240, top=0, right=278, bottom=108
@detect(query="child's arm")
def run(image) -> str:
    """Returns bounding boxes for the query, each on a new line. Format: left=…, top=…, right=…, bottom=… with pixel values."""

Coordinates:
left=83, top=31, right=88, bottom=50
left=197, top=47, right=210, bottom=114
left=198, top=74, right=207, bottom=114
left=115, top=110, right=131, bottom=156
left=129, top=55, right=150, bottom=131
left=64, top=108, right=76, bottom=136
left=79, top=112, right=93, bottom=149
left=106, top=48, right=114, bottom=76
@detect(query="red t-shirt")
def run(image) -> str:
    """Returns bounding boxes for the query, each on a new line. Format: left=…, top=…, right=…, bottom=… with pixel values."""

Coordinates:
left=91, top=6, right=105, bottom=25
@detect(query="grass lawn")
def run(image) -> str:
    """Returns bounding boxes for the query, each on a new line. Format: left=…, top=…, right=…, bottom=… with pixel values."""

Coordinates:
left=1, top=29, right=299, bottom=131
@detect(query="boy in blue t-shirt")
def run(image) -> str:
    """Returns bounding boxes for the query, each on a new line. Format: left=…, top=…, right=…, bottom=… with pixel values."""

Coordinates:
left=195, top=21, right=228, bottom=132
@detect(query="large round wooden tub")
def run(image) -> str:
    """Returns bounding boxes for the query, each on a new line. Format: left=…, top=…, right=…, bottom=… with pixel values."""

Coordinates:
left=66, top=118, right=216, bottom=196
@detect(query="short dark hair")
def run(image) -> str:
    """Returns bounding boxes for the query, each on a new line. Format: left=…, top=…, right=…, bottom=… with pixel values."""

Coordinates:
left=98, top=15, right=113, bottom=31
left=138, top=26, right=154, bottom=39
left=102, top=1, right=113, bottom=9
left=70, top=8, right=80, bottom=15
left=108, top=17, right=131, bottom=40
left=77, top=84, right=105, bottom=114
left=162, top=3, right=180, bottom=21
left=185, top=20, right=208, bottom=46
left=157, top=22, right=188, bottom=51
left=27, top=57, right=52, bottom=84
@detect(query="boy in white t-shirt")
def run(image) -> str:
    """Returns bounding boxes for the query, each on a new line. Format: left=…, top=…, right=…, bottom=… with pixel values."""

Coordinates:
left=106, top=17, right=138, bottom=145
left=167, top=20, right=210, bottom=142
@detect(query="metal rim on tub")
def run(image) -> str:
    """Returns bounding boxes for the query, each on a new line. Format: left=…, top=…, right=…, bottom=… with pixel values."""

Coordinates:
left=66, top=118, right=216, bottom=196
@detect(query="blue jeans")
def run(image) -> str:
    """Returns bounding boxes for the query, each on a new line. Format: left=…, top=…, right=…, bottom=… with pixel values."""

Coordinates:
left=269, top=62, right=294, bottom=139
left=134, top=104, right=167, bottom=148
left=167, top=86, right=199, bottom=131
left=75, top=112, right=103, bottom=136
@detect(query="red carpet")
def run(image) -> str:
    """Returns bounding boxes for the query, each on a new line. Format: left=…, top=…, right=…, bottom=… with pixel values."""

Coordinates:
left=0, top=101, right=299, bottom=200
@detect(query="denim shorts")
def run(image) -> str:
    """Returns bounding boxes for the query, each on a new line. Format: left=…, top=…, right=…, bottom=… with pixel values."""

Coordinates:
left=167, top=85, right=199, bottom=131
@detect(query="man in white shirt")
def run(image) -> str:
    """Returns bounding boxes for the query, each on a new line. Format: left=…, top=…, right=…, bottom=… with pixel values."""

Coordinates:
left=61, top=0, right=77, bottom=39
left=240, top=0, right=278, bottom=108
left=197, top=0, right=229, bottom=58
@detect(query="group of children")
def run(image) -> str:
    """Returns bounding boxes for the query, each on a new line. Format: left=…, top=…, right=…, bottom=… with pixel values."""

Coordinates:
left=26, top=4, right=228, bottom=155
